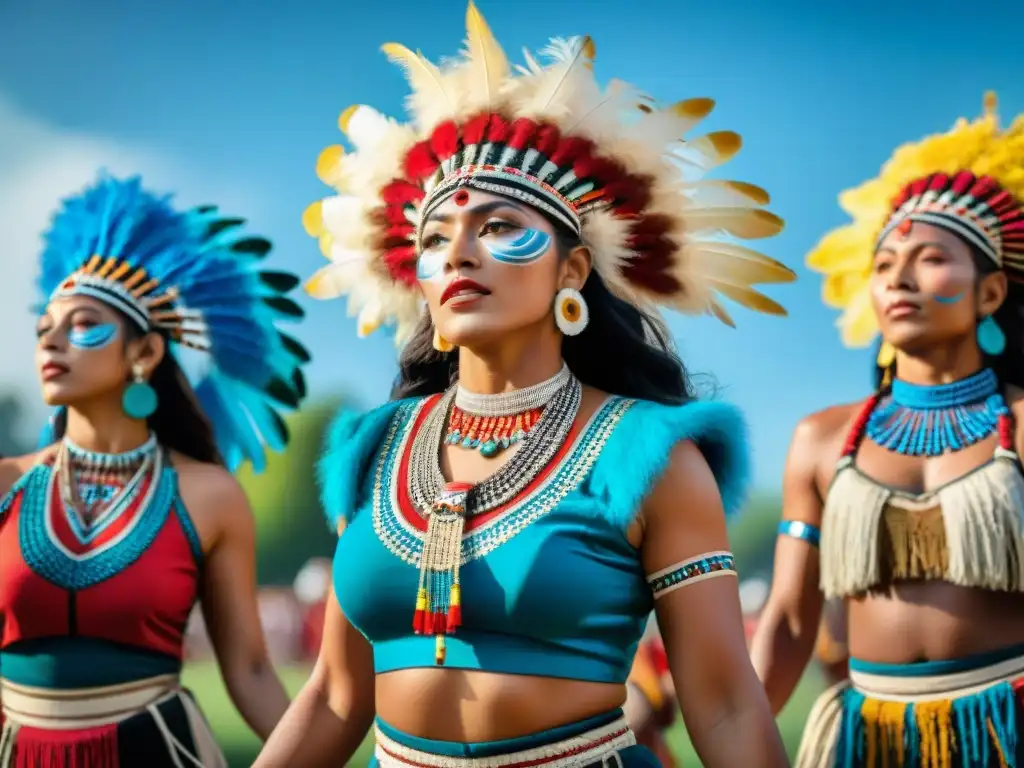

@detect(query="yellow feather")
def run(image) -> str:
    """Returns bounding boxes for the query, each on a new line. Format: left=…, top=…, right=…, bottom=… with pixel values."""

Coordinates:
left=305, top=265, right=348, bottom=299
left=711, top=282, right=788, bottom=316
left=707, top=298, right=736, bottom=328
left=464, top=1, right=508, bottom=107
left=316, top=145, right=345, bottom=185
left=685, top=242, right=795, bottom=285
left=684, top=180, right=770, bottom=207
left=681, top=208, right=784, bottom=239
left=337, top=105, right=360, bottom=134
left=688, top=131, right=742, bottom=162
left=301, top=201, right=323, bottom=237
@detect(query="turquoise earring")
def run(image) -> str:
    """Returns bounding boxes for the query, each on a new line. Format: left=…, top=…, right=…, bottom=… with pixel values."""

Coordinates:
left=977, top=315, right=1006, bottom=356
left=122, top=364, right=158, bottom=419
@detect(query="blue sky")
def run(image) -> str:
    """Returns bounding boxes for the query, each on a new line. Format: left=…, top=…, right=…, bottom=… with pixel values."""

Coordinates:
left=1, top=0, right=1021, bottom=489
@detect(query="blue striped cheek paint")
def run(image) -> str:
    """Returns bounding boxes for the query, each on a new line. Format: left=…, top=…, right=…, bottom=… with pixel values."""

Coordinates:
left=933, top=291, right=965, bottom=305
left=68, top=323, right=119, bottom=350
left=483, top=228, right=552, bottom=265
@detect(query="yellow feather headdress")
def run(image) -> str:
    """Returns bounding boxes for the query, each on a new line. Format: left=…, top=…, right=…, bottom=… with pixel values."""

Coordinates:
left=807, top=92, right=1024, bottom=349
left=303, top=1, right=795, bottom=344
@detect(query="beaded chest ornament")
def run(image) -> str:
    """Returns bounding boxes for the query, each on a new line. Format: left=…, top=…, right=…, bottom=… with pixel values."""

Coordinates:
left=412, top=368, right=582, bottom=663
left=864, top=368, right=1008, bottom=457
left=445, top=363, right=571, bottom=457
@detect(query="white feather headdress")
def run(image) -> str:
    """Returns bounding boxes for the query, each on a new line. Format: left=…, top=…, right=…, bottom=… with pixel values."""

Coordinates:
left=303, top=1, right=794, bottom=344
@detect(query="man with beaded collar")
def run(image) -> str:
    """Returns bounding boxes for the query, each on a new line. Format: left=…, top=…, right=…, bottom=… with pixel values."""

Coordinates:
left=751, top=93, right=1024, bottom=766
left=256, top=4, right=796, bottom=767
left=0, top=174, right=311, bottom=766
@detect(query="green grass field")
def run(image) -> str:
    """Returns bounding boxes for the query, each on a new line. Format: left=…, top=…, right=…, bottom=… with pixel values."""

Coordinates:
left=184, top=662, right=824, bottom=766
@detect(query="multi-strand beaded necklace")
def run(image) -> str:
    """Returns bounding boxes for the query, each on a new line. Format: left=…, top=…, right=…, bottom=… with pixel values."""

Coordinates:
left=407, top=363, right=582, bottom=663
left=53, top=434, right=160, bottom=539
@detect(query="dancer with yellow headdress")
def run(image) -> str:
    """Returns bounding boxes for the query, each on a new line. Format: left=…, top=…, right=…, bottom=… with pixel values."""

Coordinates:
left=750, top=93, right=1024, bottom=766
left=255, top=2, right=796, bottom=766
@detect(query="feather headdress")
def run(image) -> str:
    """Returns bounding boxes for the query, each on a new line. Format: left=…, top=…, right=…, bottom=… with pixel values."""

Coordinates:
left=38, top=173, right=311, bottom=473
left=808, top=92, right=1024, bottom=348
left=303, top=1, right=793, bottom=343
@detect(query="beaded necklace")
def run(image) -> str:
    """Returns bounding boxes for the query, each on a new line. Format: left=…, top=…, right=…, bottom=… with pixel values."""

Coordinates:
left=865, top=369, right=1008, bottom=456
left=407, top=368, right=582, bottom=663
left=445, top=363, right=571, bottom=457
left=55, top=434, right=160, bottom=535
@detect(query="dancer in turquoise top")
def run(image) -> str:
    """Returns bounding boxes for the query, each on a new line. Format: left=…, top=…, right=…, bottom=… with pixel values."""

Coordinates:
left=257, top=4, right=795, bottom=766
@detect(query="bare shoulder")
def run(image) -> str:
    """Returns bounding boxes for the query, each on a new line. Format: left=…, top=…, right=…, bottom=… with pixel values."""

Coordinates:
left=645, top=440, right=722, bottom=524
left=171, top=453, right=253, bottom=537
left=791, top=401, right=865, bottom=464
left=0, top=449, right=55, bottom=497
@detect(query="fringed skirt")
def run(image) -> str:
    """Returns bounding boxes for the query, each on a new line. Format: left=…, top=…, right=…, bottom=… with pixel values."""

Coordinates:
left=370, top=710, right=661, bottom=768
left=0, top=675, right=227, bottom=768
left=795, top=644, right=1024, bottom=767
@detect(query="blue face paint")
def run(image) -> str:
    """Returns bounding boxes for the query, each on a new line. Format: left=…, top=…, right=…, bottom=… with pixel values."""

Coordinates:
left=68, top=323, right=118, bottom=350
left=483, top=228, right=552, bottom=264
left=417, top=246, right=446, bottom=281
left=933, top=291, right=965, bottom=304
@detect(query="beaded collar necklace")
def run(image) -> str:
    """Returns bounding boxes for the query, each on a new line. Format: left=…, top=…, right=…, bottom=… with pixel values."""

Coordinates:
left=865, top=368, right=1008, bottom=456
left=55, top=433, right=160, bottom=529
left=445, top=364, right=571, bottom=457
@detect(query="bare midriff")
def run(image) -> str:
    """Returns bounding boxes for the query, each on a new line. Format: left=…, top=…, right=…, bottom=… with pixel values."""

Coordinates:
left=375, top=669, right=626, bottom=741
left=848, top=582, right=1024, bottom=663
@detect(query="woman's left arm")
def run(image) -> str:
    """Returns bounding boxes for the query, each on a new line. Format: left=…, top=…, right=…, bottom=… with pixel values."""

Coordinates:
left=640, top=441, right=787, bottom=767
left=187, top=465, right=291, bottom=740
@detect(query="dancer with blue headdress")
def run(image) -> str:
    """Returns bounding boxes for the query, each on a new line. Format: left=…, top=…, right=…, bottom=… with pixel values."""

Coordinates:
left=0, top=173, right=311, bottom=767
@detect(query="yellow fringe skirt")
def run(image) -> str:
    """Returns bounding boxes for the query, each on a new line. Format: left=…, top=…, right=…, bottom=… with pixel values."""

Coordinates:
left=795, top=645, right=1024, bottom=768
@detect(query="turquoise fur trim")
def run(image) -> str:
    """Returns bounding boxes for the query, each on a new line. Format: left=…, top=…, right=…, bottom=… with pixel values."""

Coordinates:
left=590, top=399, right=751, bottom=532
left=319, top=399, right=409, bottom=530
left=172, top=498, right=204, bottom=565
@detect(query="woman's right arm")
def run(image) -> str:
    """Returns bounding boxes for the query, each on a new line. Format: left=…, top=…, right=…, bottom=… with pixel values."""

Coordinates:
left=748, top=415, right=828, bottom=714
left=253, top=588, right=375, bottom=767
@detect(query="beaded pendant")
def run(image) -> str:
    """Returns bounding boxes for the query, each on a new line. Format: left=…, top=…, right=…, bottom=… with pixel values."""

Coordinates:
left=444, top=405, right=544, bottom=457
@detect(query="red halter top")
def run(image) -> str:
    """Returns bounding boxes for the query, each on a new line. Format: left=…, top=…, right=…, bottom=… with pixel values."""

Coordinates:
left=0, top=457, right=201, bottom=688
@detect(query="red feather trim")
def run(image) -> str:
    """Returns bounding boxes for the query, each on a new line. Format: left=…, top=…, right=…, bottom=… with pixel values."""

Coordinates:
left=549, top=137, right=595, bottom=168
left=630, top=214, right=675, bottom=238
left=380, top=180, right=424, bottom=206
left=383, top=245, right=418, bottom=286
left=533, top=124, right=562, bottom=157
left=508, top=118, right=538, bottom=151
left=462, top=113, right=491, bottom=146
left=430, top=121, right=460, bottom=163
left=485, top=114, right=511, bottom=144
left=404, top=141, right=439, bottom=182
left=951, top=171, right=974, bottom=196
left=621, top=263, right=681, bottom=295
left=377, top=205, right=413, bottom=226
left=631, top=249, right=673, bottom=272
left=384, top=223, right=415, bottom=240
left=928, top=173, right=950, bottom=192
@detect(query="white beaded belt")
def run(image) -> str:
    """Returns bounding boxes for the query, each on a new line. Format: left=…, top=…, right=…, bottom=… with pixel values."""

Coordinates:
left=0, top=674, right=179, bottom=729
left=374, top=715, right=636, bottom=768
left=850, top=653, right=1024, bottom=702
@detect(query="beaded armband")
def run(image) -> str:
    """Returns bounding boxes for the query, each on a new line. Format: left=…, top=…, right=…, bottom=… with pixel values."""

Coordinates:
left=777, top=520, right=821, bottom=547
left=646, top=551, right=736, bottom=600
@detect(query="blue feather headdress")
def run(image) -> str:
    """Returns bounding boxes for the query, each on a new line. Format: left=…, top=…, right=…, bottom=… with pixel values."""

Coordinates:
left=36, top=173, right=311, bottom=473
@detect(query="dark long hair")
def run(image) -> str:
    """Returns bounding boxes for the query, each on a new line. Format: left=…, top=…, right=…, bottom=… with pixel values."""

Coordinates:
left=53, top=312, right=224, bottom=465
left=873, top=243, right=1024, bottom=390
left=391, top=218, right=695, bottom=404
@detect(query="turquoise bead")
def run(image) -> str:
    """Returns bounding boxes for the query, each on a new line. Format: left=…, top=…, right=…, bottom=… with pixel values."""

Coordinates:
left=480, top=441, right=499, bottom=457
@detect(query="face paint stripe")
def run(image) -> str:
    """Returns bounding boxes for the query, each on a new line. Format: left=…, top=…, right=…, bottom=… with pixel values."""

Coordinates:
left=933, top=291, right=965, bottom=304
left=485, top=228, right=552, bottom=264
left=68, top=323, right=119, bottom=350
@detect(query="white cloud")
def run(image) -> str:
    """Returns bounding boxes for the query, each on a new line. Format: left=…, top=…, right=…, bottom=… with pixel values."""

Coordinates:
left=0, top=93, right=258, bottom=446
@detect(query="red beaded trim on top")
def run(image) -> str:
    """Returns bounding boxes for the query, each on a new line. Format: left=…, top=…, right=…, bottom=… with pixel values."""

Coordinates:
left=842, top=394, right=882, bottom=457
left=998, top=412, right=1015, bottom=452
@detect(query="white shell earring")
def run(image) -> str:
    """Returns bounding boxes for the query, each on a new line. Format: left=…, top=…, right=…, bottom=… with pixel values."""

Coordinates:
left=554, top=288, right=589, bottom=336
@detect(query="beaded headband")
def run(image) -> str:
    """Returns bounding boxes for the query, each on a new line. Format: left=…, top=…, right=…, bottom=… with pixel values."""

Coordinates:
left=808, top=92, right=1024, bottom=348
left=302, top=1, right=794, bottom=345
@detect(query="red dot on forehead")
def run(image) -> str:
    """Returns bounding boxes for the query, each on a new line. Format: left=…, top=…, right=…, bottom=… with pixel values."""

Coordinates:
left=454, top=190, right=470, bottom=206
left=896, top=218, right=913, bottom=236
